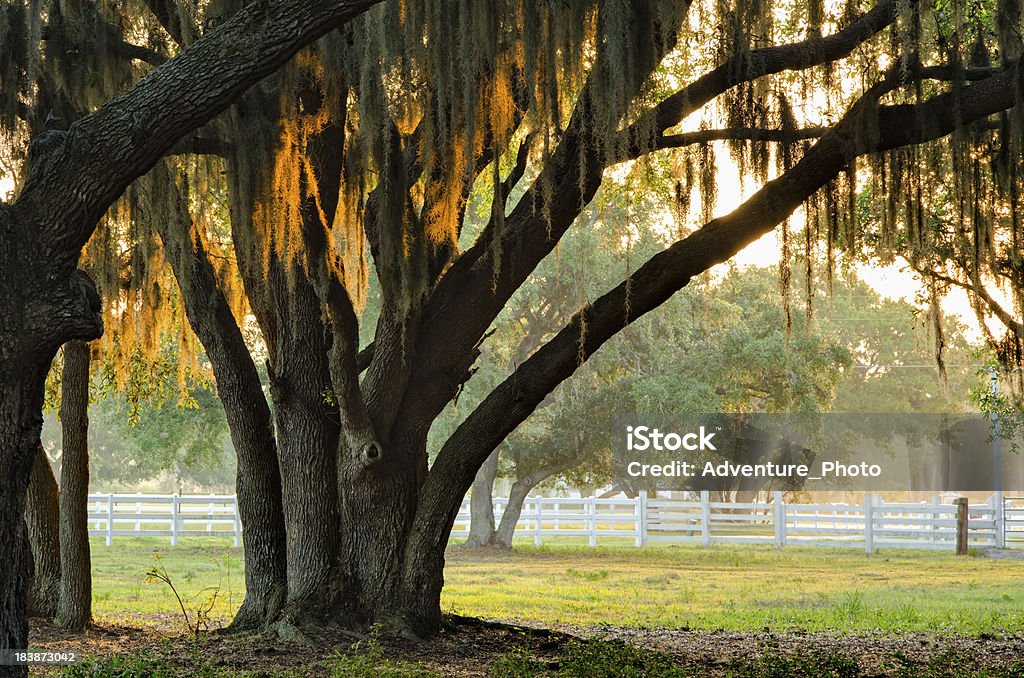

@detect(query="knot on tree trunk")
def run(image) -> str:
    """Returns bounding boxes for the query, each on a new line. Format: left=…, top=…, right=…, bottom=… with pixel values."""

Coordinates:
left=26, top=269, right=104, bottom=356
left=347, top=432, right=383, bottom=468
left=66, top=269, right=104, bottom=342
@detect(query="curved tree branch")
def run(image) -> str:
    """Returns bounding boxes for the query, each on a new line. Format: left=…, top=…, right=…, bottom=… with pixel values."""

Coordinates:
left=401, top=0, right=904, bottom=435
left=13, top=0, right=384, bottom=264
left=408, top=57, right=1024, bottom=564
left=620, top=0, right=905, bottom=152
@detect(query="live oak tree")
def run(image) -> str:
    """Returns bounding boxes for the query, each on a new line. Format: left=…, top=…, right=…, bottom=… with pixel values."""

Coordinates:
left=217, top=0, right=1024, bottom=627
left=4, top=0, right=1024, bottom=654
left=0, top=0, right=382, bottom=671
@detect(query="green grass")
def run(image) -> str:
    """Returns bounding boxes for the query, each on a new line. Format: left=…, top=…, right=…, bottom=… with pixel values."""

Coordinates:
left=89, top=537, right=1024, bottom=635
left=90, top=537, right=245, bottom=627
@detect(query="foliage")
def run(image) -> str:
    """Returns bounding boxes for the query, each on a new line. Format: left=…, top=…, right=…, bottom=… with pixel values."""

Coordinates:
left=970, top=364, right=1024, bottom=456
left=85, top=384, right=234, bottom=491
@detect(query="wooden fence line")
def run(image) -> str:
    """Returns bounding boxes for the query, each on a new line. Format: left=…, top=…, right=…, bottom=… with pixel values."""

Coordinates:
left=87, top=492, right=1024, bottom=552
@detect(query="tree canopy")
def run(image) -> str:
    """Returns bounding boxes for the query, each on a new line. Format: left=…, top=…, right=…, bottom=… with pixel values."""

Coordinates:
left=1, top=0, right=1022, bottom=656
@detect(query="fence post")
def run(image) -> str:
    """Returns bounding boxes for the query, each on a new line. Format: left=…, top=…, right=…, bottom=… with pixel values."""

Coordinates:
left=773, top=491, right=785, bottom=548
left=106, top=494, right=114, bottom=547
left=993, top=494, right=1005, bottom=549
left=171, top=494, right=180, bottom=547
left=636, top=491, right=648, bottom=547
left=700, top=490, right=711, bottom=546
left=533, top=496, right=543, bottom=546
left=864, top=493, right=874, bottom=554
left=588, top=496, right=597, bottom=547
left=931, top=496, right=940, bottom=544
left=232, top=495, right=242, bottom=548
left=956, top=497, right=969, bottom=555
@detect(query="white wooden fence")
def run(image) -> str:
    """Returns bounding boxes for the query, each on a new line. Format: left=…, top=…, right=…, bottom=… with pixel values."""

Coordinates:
left=88, top=494, right=241, bottom=547
left=89, top=492, right=1024, bottom=552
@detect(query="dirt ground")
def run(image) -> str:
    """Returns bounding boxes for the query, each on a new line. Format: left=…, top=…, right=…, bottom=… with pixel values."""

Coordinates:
left=27, top=616, right=1024, bottom=676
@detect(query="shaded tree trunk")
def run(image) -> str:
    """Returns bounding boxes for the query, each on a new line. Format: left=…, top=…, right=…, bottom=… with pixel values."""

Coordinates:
left=0, top=290, right=62, bottom=677
left=152, top=160, right=288, bottom=630
left=335, top=432, right=425, bottom=633
left=56, top=340, right=91, bottom=630
left=465, top=451, right=499, bottom=547
left=231, top=227, right=341, bottom=630
left=25, top=445, right=60, bottom=618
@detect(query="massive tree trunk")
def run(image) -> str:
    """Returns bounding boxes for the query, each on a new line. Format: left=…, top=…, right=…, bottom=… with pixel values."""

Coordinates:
left=0, top=202, right=96, bottom=676
left=25, top=445, right=60, bottom=618
left=225, top=126, right=342, bottom=625
left=55, top=340, right=91, bottom=631
left=465, top=451, right=499, bottom=547
left=153, top=160, right=288, bottom=630
left=269, top=308, right=340, bottom=624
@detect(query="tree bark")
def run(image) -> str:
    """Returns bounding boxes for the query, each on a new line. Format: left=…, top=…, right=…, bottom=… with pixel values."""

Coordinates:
left=224, top=126, right=341, bottom=625
left=25, top=445, right=60, bottom=618
left=493, top=480, right=531, bottom=549
left=465, top=451, right=499, bottom=547
left=152, top=160, right=287, bottom=630
left=0, top=343, right=57, bottom=677
left=55, top=341, right=91, bottom=630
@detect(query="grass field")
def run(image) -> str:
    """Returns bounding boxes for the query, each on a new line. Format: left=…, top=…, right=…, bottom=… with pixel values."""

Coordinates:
left=88, top=537, right=1024, bottom=635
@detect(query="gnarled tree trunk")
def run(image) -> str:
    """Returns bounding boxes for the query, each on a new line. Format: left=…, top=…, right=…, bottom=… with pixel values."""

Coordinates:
left=25, top=445, right=60, bottom=618
left=152, top=160, right=288, bottom=630
left=56, top=340, right=91, bottom=630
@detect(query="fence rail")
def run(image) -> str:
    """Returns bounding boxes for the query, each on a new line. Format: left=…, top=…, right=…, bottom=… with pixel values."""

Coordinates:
left=89, top=492, right=1024, bottom=552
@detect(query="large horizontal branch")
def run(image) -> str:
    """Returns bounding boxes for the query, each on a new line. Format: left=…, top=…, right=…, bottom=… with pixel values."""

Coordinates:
left=14, top=0, right=383, bottom=263
left=410, top=58, right=1024, bottom=558
left=654, top=125, right=828, bottom=150
left=619, top=0, right=903, bottom=155
left=41, top=22, right=168, bottom=67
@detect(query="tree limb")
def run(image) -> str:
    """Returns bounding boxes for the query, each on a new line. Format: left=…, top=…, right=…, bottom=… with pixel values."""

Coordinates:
left=140, top=0, right=195, bottom=47
left=13, top=0, right=384, bottom=265
left=41, top=18, right=168, bottom=66
left=910, top=263, right=1024, bottom=337
left=618, top=0, right=904, bottom=155
left=167, top=135, right=232, bottom=157
left=411, top=57, right=1024, bottom=559
left=398, top=1, right=690, bottom=433
left=654, top=125, right=828, bottom=150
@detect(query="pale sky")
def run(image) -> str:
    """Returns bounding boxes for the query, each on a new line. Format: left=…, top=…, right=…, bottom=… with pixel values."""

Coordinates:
left=711, top=161, right=995, bottom=344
